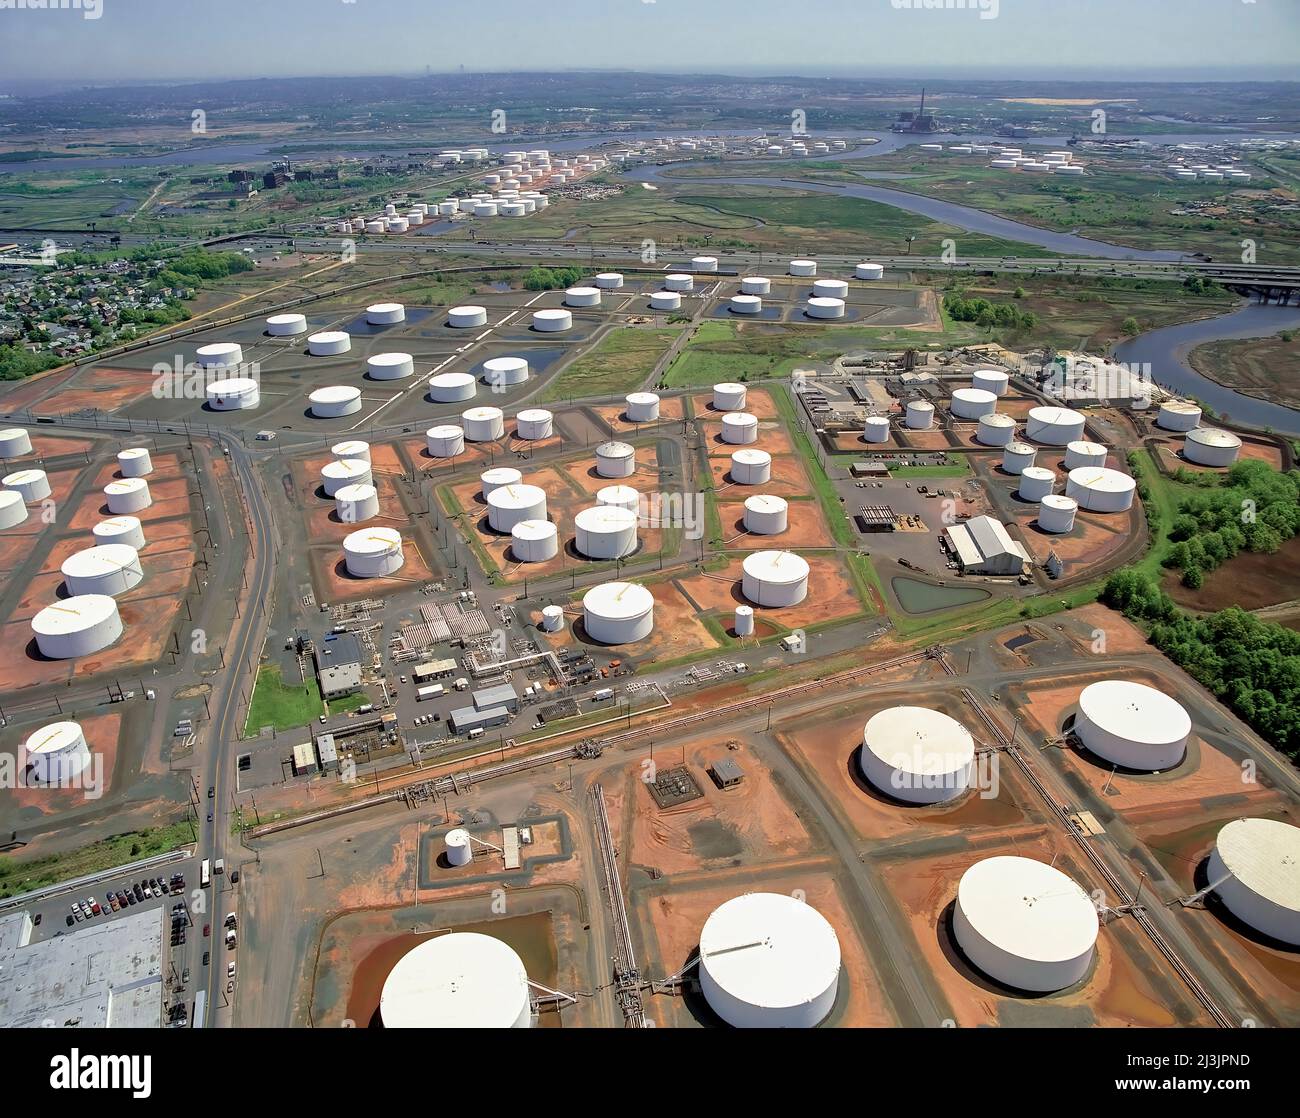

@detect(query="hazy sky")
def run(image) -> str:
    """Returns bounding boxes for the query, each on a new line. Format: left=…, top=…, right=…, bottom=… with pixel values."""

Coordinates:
left=0, top=0, right=1296, bottom=84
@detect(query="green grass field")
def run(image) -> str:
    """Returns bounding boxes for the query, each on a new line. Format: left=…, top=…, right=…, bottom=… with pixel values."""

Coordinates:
left=244, top=664, right=326, bottom=735
left=0, top=821, right=194, bottom=899
left=540, top=326, right=682, bottom=403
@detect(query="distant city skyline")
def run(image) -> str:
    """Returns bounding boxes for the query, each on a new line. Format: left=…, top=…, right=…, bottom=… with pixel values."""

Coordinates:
left=0, top=0, right=1296, bottom=86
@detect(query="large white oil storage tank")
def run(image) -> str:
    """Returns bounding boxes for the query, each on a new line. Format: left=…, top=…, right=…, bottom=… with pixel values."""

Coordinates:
left=951, top=388, right=998, bottom=421
left=1064, top=441, right=1107, bottom=470
left=0, top=490, right=28, bottom=529
left=343, top=527, right=404, bottom=578
left=462, top=406, right=505, bottom=442
left=93, top=515, right=145, bottom=550
left=741, top=276, right=772, bottom=295
left=625, top=392, right=660, bottom=423
left=730, top=448, right=772, bottom=485
left=4, top=469, right=51, bottom=502
left=564, top=286, right=601, bottom=308
left=104, top=477, right=151, bottom=514
left=0, top=428, right=33, bottom=458
left=429, top=372, right=477, bottom=403
left=742, top=550, right=809, bottom=608
left=366, top=302, right=406, bottom=325
left=367, top=352, right=415, bottom=380
left=730, top=294, right=763, bottom=315
left=61, top=544, right=143, bottom=597
left=859, top=706, right=975, bottom=804
left=1001, top=442, right=1037, bottom=475
left=692, top=256, right=719, bottom=272
left=510, top=519, right=559, bottom=563
left=649, top=291, right=682, bottom=312
left=721, top=412, right=759, bottom=445
left=196, top=342, right=243, bottom=368
left=426, top=425, right=465, bottom=458
left=116, top=448, right=153, bottom=478
left=205, top=377, right=259, bottom=410
left=1073, top=680, right=1190, bottom=771
left=713, top=383, right=747, bottom=412
left=483, top=357, right=529, bottom=388
left=1157, top=400, right=1203, bottom=432
left=972, top=369, right=1009, bottom=396
left=596, top=485, right=640, bottom=514
left=516, top=409, right=553, bottom=440
left=379, top=933, right=532, bottom=1029
left=1017, top=466, right=1056, bottom=502
left=813, top=279, right=849, bottom=300
left=309, top=386, right=362, bottom=418
left=788, top=259, right=817, bottom=277
left=1026, top=405, right=1086, bottom=446
left=905, top=400, right=934, bottom=430
left=335, top=483, right=380, bottom=524
left=266, top=312, right=307, bottom=336
left=953, top=856, right=1099, bottom=993
left=595, top=272, right=624, bottom=290
left=1066, top=467, right=1136, bottom=512
left=863, top=415, right=892, bottom=443
left=307, top=331, right=351, bottom=357
left=583, top=581, right=654, bottom=644
left=855, top=262, right=884, bottom=281
left=448, top=306, right=489, bottom=329
left=487, top=484, right=547, bottom=533
left=322, top=459, right=372, bottom=497
left=23, top=721, right=93, bottom=785
left=1208, top=818, right=1300, bottom=945
left=743, top=495, right=788, bottom=535
left=532, top=309, right=572, bottom=332
left=664, top=273, right=694, bottom=292
left=1037, top=495, right=1078, bottom=534
left=806, top=297, right=845, bottom=320
left=331, top=439, right=370, bottom=464
left=575, top=505, right=638, bottom=558
left=595, top=441, right=636, bottom=478
left=976, top=413, right=1016, bottom=447
left=698, top=893, right=840, bottom=1029
left=1184, top=428, right=1242, bottom=467
left=32, top=594, right=123, bottom=659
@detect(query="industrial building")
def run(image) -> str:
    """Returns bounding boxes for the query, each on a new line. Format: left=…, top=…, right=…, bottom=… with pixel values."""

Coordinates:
left=943, top=516, right=1029, bottom=575
left=449, top=704, right=512, bottom=734
left=315, top=632, right=364, bottom=700
left=471, top=682, right=520, bottom=715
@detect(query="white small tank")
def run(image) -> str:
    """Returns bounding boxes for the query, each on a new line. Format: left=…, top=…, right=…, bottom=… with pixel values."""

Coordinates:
left=462, top=407, right=505, bottom=442
left=789, top=259, right=817, bottom=276
left=93, top=516, right=145, bottom=550
left=307, top=331, right=351, bottom=357
left=721, top=413, right=759, bottom=445
left=650, top=291, right=682, bottom=311
left=322, top=459, right=372, bottom=497
left=61, top=544, right=143, bottom=597
left=575, top=505, right=639, bottom=558
left=734, top=604, right=755, bottom=637
left=805, top=297, right=845, bottom=319
left=564, top=286, right=601, bottom=308
left=1018, top=466, right=1056, bottom=502
left=488, top=484, right=547, bottom=533
left=540, top=604, right=566, bottom=632
left=309, top=386, right=362, bottom=418
left=0, top=490, right=28, bottom=529
left=742, top=550, right=809, bottom=608
left=4, top=468, right=51, bottom=502
left=813, top=279, right=849, bottom=299
left=1208, top=818, right=1300, bottom=946
left=23, top=721, right=93, bottom=785
left=977, top=414, right=1016, bottom=447
left=331, top=439, right=370, bottom=463
left=951, top=387, right=998, bottom=420
left=449, top=306, right=489, bottom=329
left=426, top=425, right=465, bottom=457
left=335, top=483, right=380, bottom=524
left=691, top=256, right=719, bottom=272
left=0, top=428, right=32, bottom=459
left=597, top=485, right=640, bottom=514
left=1037, top=495, right=1078, bottom=534
left=343, top=527, right=404, bottom=578
left=855, top=262, right=884, bottom=280
left=1001, top=442, right=1037, bottom=475
left=595, top=272, right=625, bottom=289
left=730, top=294, right=762, bottom=315
left=740, top=276, right=771, bottom=295
left=205, top=377, right=259, bottom=410
left=864, top=415, right=892, bottom=443
left=516, top=409, right=553, bottom=440
left=366, top=302, right=406, bottom=325
left=1063, top=441, right=1107, bottom=470
left=1026, top=406, right=1086, bottom=446
left=595, top=441, right=636, bottom=478
left=743, top=495, right=788, bottom=535
left=196, top=342, right=243, bottom=368
left=445, top=828, right=473, bottom=867
left=483, top=357, right=529, bottom=388
left=116, top=448, right=152, bottom=478
left=266, top=312, right=308, bottom=336
left=625, top=392, right=660, bottom=423
left=32, top=594, right=123, bottom=659
left=480, top=467, right=523, bottom=498
left=664, top=274, right=694, bottom=292
left=730, top=448, right=772, bottom=485
left=367, top=352, right=414, bottom=380
left=104, top=477, right=151, bottom=514
left=905, top=401, right=934, bottom=430
left=511, top=519, right=559, bottom=563
left=1184, top=428, right=1242, bottom=468
left=713, top=382, right=747, bottom=412
left=971, top=369, right=1009, bottom=396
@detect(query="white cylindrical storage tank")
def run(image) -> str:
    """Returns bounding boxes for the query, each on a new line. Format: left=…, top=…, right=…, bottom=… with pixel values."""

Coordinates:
left=367, top=352, right=414, bottom=380
left=1001, top=442, right=1037, bottom=475
left=564, top=286, right=601, bottom=308
left=331, top=439, right=370, bottom=463
left=582, top=581, right=654, bottom=644
left=307, top=331, right=351, bottom=357
left=366, top=302, right=405, bottom=325
left=1184, top=428, right=1242, bottom=468
left=1073, top=680, right=1190, bottom=771
left=595, top=441, right=636, bottom=478
left=664, top=274, right=694, bottom=292
left=1018, top=466, right=1055, bottom=502
left=510, top=519, right=559, bottom=563
left=448, top=305, right=488, bottom=329
left=730, top=448, right=772, bottom=485
left=516, top=409, right=553, bottom=441
left=740, top=276, right=771, bottom=295
left=0, top=428, right=32, bottom=458
left=309, top=386, right=362, bottom=418
left=972, top=368, right=1009, bottom=396
left=1026, top=405, right=1086, bottom=446
left=649, top=291, right=682, bottom=311
left=1156, top=400, right=1203, bottom=432
left=743, top=494, right=788, bottom=535
left=93, top=516, right=144, bottom=550
left=1064, top=441, right=1107, bottom=470
left=488, top=484, right=547, bottom=533
left=4, top=469, right=52, bottom=502
left=32, top=594, right=123, bottom=659
left=480, top=466, right=523, bottom=498
left=205, top=377, right=259, bottom=410
left=713, top=382, right=747, bottom=412
left=384, top=204, right=397, bottom=216
left=483, top=356, right=529, bottom=388
left=976, top=413, right=1016, bottom=447
left=540, top=604, right=565, bottom=632
left=61, top=544, right=143, bottom=597
left=0, top=490, right=28, bottom=529
left=321, top=458, right=371, bottom=497
left=438, top=201, right=458, bottom=216
left=379, top=932, right=531, bottom=1029
left=905, top=400, right=934, bottom=430
left=730, top=294, right=762, bottom=315
left=462, top=406, right=505, bottom=443
left=698, top=893, right=841, bottom=1029
left=575, top=505, right=638, bottom=559
left=863, top=415, right=892, bottom=443
left=426, top=425, right=465, bottom=458
left=597, top=485, right=639, bottom=514
left=860, top=706, right=975, bottom=804
left=813, top=279, right=849, bottom=299
left=691, top=256, right=719, bottom=272
left=789, top=259, right=817, bottom=277
left=855, top=262, right=884, bottom=280
left=1065, top=467, right=1136, bottom=512
left=196, top=342, right=243, bottom=368
left=806, top=297, right=845, bottom=319
left=1037, top=495, right=1078, bottom=534
left=742, top=550, right=809, bottom=608
left=343, top=527, right=404, bottom=578
left=721, top=412, right=759, bottom=445
left=594, top=272, right=624, bottom=289
left=116, top=448, right=152, bottom=478
left=1208, top=819, right=1300, bottom=946
left=335, top=483, right=380, bottom=524
left=104, top=477, right=151, bottom=514
left=23, top=721, right=93, bottom=785
left=428, top=372, right=477, bottom=402
left=473, top=202, right=498, bottom=218
left=954, top=856, right=1098, bottom=993
left=625, top=392, right=660, bottom=423
left=734, top=604, right=755, bottom=637
left=364, top=220, right=385, bottom=234
left=499, top=203, right=525, bottom=217
left=532, top=309, right=571, bottom=332
left=951, top=387, right=998, bottom=420
left=444, top=828, right=473, bottom=868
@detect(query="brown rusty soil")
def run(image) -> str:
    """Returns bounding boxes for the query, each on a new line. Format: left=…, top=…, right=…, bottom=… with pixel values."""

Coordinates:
left=1, top=711, right=122, bottom=813
left=591, top=396, right=686, bottom=433
left=1165, top=533, right=1300, bottom=614
left=676, top=552, right=867, bottom=630
left=707, top=448, right=812, bottom=498
left=716, top=497, right=834, bottom=550
left=689, top=386, right=780, bottom=423
left=1009, top=502, right=1139, bottom=576
left=34, top=367, right=160, bottom=414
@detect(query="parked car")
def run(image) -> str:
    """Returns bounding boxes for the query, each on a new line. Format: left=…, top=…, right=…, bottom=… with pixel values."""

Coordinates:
left=65, top=914, right=74, bottom=927
left=202, top=951, right=210, bottom=966
left=203, top=924, right=210, bottom=937
left=227, top=961, right=236, bottom=978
